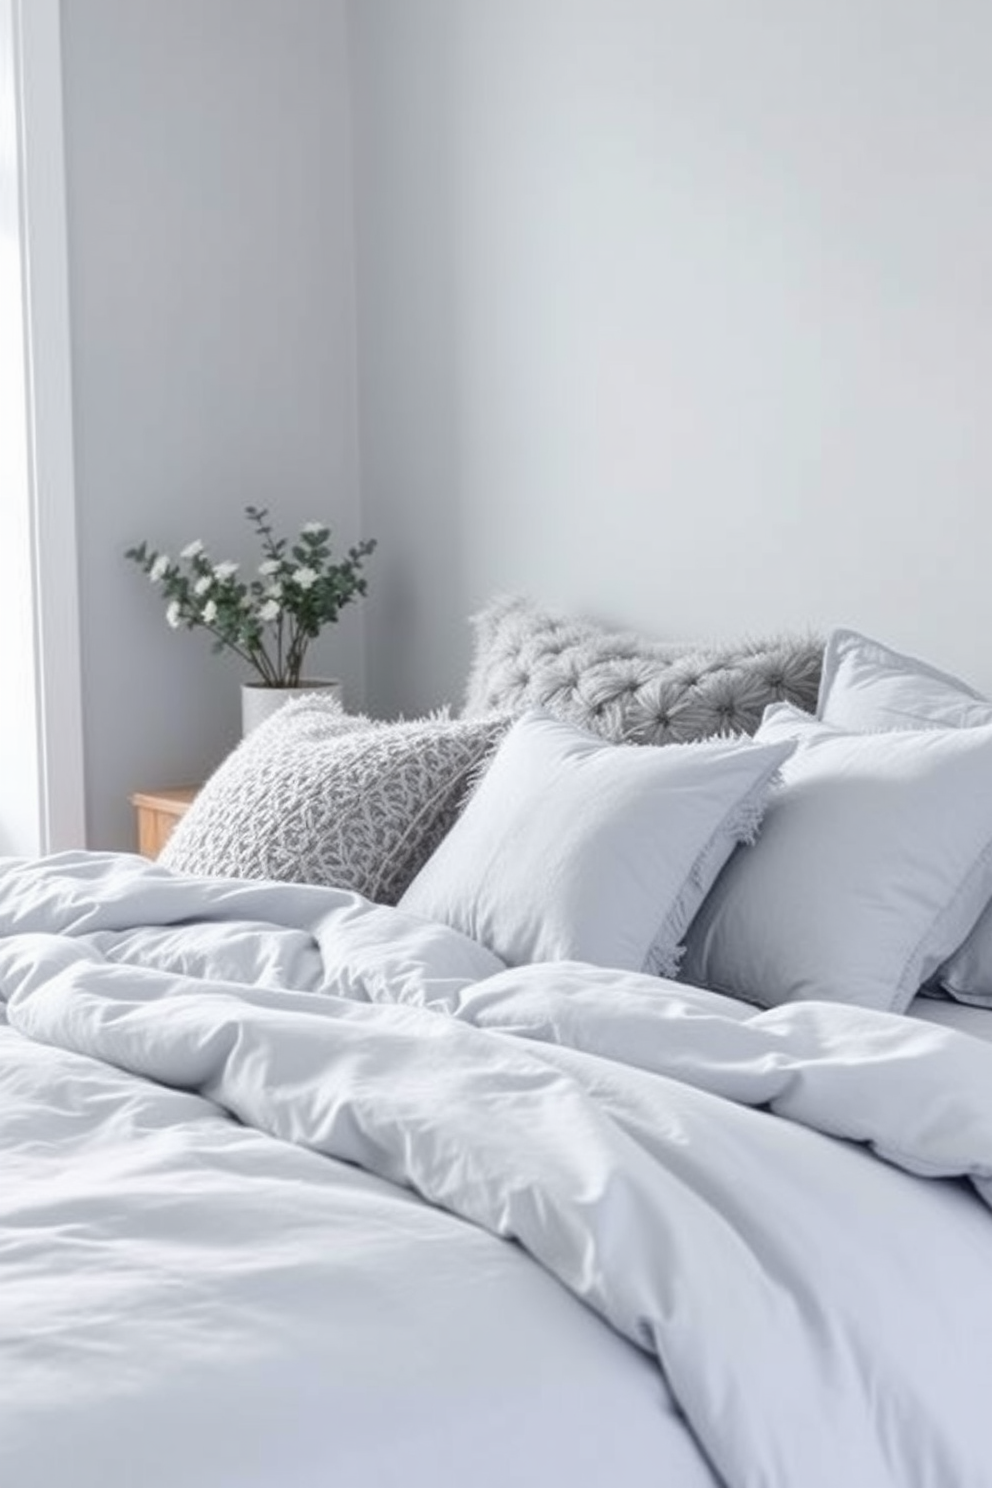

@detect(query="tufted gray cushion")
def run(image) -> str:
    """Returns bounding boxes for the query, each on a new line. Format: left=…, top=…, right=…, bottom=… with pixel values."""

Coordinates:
left=161, top=697, right=511, bottom=904
left=462, top=595, right=823, bottom=744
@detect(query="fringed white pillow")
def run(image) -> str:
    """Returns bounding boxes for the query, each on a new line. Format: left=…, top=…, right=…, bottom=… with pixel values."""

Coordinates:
left=161, top=697, right=511, bottom=905
left=400, top=709, right=793, bottom=976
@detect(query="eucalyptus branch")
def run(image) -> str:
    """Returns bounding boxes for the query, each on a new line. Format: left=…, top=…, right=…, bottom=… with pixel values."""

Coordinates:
left=125, top=509, right=377, bottom=688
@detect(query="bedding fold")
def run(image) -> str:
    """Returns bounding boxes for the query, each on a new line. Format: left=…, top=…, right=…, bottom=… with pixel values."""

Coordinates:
left=1, top=853, right=992, bottom=1488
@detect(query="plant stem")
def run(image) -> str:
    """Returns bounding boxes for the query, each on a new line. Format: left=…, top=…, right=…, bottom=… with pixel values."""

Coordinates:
left=194, top=620, right=277, bottom=683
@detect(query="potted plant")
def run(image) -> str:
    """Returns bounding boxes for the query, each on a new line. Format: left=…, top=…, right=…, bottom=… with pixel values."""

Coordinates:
left=127, top=505, right=376, bottom=732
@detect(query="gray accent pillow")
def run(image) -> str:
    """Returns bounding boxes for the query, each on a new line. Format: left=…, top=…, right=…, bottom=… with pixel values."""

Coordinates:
left=161, top=697, right=511, bottom=904
left=462, top=594, right=823, bottom=744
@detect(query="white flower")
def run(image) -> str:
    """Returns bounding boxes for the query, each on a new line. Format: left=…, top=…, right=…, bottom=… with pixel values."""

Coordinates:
left=259, top=599, right=281, bottom=623
left=302, top=521, right=325, bottom=536
left=149, top=554, right=170, bottom=582
left=213, top=560, right=239, bottom=581
left=193, top=575, right=212, bottom=597
left=294, top=566, right=318, bottom=590
left=265, top=583, right=283, bottom=601
left=166, top=600, right=182, bottom=630
left=202, top=600, right=218, bottom=624
left=180, top=539, right=204, bottom=560
left=258, top=559, right=280, bottom=577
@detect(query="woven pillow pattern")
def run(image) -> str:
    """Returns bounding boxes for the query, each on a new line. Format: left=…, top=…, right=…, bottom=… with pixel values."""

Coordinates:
left=161, top=697, right=511, bottom=904
left=462, top=594, right=823, bottom=744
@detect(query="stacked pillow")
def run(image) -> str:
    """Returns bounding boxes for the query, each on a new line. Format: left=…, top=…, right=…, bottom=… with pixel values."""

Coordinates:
left=161, top=599, right=992, bottom=1019
left=419, top=612, right=992, bottom=1016
left=817, top=628, right=992, bottom=1009
left=816, top=627, right=992, bottom=734
left=681, top=629, right=992, bottom=1013
left=681, top=699, right=992, bottom=1013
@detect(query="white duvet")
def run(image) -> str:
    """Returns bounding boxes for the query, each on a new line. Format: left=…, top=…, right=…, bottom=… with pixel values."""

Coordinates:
left=2, top=852, right=992, bottom=1488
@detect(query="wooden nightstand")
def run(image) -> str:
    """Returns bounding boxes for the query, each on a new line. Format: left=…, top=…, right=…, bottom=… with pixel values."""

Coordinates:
left=130, top=785, right=200, bottom=858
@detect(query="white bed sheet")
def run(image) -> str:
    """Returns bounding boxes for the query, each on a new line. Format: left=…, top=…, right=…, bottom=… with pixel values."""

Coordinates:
left=909, top=993, right=992, bottom=1043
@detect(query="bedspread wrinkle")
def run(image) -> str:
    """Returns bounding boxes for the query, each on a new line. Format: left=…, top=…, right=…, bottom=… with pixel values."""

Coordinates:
left=1, top=852, right=991, bottom=1488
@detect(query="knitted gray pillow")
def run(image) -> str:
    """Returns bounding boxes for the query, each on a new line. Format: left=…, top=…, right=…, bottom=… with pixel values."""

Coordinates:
left=462, top=594, right=823, bottom=744
left=160, top=697, right=510, bottom=904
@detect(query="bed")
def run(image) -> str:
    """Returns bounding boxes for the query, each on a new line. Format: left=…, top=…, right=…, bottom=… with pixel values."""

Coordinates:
left=4, top=602, right=992, bottom=1488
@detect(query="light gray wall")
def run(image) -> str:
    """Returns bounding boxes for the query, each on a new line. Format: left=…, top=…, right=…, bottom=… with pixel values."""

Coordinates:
left=61, top=0, right=363, bottom=849
left=350, top=0, right=992, bottom=717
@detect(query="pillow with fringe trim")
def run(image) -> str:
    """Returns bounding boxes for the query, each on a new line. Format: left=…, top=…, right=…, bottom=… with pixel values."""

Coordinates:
left=161, top=697, right=511, bottom=905
left=400, top=709, right=793, bottom=976
left=462, top=594, right=823, bottom=744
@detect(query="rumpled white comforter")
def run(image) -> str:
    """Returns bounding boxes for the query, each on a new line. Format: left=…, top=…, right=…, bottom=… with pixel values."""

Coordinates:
left=2, top=852, right=992, bottom=1488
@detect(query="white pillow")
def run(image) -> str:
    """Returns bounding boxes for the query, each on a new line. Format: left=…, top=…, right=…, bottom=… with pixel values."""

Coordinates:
left=817, top=627, right=992, bottom=732
left=816, top=627, right=992, bottom=1008
left=681, top=702, right=992, bottom=1014
left=399, top=709, right=793, bottom=976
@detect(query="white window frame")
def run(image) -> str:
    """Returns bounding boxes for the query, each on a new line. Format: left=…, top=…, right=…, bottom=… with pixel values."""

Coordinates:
left=6, top=0, right=85, bottom=851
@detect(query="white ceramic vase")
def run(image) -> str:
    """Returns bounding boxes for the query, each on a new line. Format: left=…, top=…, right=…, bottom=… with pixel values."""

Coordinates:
left=240, top=679, right=343, bottom=736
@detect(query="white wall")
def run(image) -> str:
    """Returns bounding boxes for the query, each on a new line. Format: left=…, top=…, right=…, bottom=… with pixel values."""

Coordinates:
left=350, top=0, right=992, bottom=717
left=61, top=0, right=362, bottom=848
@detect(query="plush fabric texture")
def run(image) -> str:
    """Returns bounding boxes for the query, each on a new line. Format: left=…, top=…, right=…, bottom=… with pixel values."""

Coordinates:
left=681, top=702, right=992, bottom=1015
left=816, top=626, right=992, bottom=1008
left=817, top=627, right=992, bottom=733
left=161, top=698, right=511, bottom=904
left=399, top=708, right=793, bottom=977
left=462, top=594, right=824, bottom=744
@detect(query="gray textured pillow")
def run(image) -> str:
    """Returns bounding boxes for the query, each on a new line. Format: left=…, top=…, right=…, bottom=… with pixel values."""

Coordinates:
left=161, top=698, right=510, bottom=904
left=462, top=594, right=823, bottom=744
